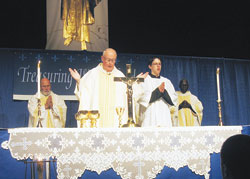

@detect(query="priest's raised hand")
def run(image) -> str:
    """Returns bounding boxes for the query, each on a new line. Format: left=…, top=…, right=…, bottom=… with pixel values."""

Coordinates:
left=69, top=68, right=81, bottom=84
left=136, top=72, right=149, bottom=79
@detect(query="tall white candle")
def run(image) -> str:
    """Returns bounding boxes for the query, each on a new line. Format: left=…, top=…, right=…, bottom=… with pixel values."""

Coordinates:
left=37, top=60, right=41, bottom=99
left=216, top=68, right=221, bottom=101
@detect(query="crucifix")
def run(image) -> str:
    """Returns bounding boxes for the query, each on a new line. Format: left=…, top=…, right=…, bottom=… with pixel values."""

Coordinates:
left=114, top=64, right=144, bottom=127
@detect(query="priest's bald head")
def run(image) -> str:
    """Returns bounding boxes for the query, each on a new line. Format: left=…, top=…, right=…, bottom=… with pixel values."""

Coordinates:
left=101, top=48, right=117, bottom=72
left=40, top=78, right=51, bottom=96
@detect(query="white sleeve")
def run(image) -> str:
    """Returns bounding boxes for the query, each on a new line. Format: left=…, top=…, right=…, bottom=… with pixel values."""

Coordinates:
left=52, top=95, right=67, bottom=127
left=137, top=79, right=152, bottom=108
left=165, top=79, right=177, bottom=106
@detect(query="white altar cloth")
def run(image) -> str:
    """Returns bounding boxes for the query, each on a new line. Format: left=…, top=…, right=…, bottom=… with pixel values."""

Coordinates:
left=1, top=126, right=242, bottom=179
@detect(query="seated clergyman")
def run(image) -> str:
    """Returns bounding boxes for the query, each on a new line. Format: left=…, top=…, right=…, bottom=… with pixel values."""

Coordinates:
left=27, top=78, right=67, bottom=179
left=28, top=78, right=67, bottom=128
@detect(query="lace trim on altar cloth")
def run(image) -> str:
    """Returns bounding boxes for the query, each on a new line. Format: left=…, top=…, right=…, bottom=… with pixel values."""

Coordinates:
left=1, top=126, right=242, bottom=179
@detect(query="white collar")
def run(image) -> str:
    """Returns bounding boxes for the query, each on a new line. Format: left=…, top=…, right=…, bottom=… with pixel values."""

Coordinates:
left=98, top=63, right=116, bottom=75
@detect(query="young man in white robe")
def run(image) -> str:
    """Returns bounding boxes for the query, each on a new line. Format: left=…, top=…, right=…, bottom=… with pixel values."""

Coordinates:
left=137, top=57, right=177, bottom=127
left=171, top=79, right=203, bottom=126
left=69, top=48, right=148, bottom=128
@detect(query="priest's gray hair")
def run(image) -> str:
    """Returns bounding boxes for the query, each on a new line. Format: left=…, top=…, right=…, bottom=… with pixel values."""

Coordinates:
left=102, top=48, right=117, bottom=56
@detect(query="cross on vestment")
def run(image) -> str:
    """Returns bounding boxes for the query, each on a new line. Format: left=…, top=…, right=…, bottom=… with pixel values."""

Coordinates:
left=114, top=64, right=144, bottom=127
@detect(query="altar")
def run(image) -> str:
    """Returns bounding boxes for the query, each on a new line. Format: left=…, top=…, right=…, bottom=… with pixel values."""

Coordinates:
left=1, top=126, right=249, bottom=179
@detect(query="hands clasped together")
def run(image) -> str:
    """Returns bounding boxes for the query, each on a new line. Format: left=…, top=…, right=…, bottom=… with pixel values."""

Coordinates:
left=45, top=96, right=53, bottom=109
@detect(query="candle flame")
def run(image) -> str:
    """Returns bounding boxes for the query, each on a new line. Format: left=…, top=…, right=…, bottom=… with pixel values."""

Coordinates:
left=216, top=68, right=220, bottom=74
left=37, top=60, right=41, bottom=68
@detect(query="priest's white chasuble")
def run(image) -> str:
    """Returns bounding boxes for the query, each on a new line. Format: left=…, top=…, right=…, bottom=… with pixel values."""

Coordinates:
left=171, top=91, right=203, bottom=126
left=76, top=63, right=127, bottom=128
left=28, top=91, right=67, bottom=128
left=137, top=75, right=177, bottom=127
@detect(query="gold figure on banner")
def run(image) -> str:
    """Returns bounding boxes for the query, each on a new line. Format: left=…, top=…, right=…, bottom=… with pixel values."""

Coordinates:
left=62, top=0, right=101, bottom=50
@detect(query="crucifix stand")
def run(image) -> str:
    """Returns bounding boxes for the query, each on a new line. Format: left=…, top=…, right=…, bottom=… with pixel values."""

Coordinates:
left=114, top=64, right=144, bottom=127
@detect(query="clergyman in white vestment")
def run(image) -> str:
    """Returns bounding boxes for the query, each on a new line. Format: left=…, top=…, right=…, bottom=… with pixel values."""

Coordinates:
left=28, top=78, right=67, bottom=128
left=137, top=57, right=177, bottom=127
left=69, top=48, right=128, bottom=127
left=27, top=78, right=67, bottom=179
left=171, top=79, right=203, bottom=126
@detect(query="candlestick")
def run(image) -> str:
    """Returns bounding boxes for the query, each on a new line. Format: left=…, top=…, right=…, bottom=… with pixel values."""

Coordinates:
left=37, top=60, right=41, bottom=99
left=216, top=68, right=223, bottom=126
left=216, top=68, right=221, bottom=102
left=218, top=101, right=223, bottom=126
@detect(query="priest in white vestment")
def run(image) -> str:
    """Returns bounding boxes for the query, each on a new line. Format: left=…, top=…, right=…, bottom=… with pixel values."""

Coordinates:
left=28, top=78, right=67, bottom=128
left=171, top=79, right=203, bottom=126
left=137, top=58, right=177, bottom=127
left=28, top=78, right=67, bottom=179
left=69, top=48, right=129, bottom=127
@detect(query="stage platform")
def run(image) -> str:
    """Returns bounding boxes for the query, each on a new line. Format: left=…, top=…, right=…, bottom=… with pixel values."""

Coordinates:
left=1, top=126, right=249, bottom=179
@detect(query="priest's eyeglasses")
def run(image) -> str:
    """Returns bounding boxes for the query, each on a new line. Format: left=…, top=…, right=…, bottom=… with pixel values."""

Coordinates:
left=152, top=63, right=161, bottom=66
left=103, top=57, right=116, bottom=63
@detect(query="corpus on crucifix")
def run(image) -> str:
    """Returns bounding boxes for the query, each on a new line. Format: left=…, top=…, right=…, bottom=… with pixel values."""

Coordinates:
left=114, top=64, right=144, bottom=127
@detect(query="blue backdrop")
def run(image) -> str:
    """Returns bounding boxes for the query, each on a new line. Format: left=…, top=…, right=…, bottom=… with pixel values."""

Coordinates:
left=0, top=48, right=250, bottom=128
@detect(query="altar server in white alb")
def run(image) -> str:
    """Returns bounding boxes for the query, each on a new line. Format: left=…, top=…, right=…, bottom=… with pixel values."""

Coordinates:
left=28, top=78, right=67, bottom=128
left=137, top=57, right=177, bottom=127
left=69, top=48, right=129, bottom=128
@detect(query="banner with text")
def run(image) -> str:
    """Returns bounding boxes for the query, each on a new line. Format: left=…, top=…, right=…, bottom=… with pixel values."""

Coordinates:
left=13, top=49, right=148, bottom=100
